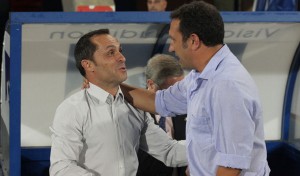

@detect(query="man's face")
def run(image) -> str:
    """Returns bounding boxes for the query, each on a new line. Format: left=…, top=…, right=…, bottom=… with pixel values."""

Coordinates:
left=169, top=19, right=192, bottom=69
left=147, top=0, right=167, bottom=12
left=89, top=34, right=127, bottom=86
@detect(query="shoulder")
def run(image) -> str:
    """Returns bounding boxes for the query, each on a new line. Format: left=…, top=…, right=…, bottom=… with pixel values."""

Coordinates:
left=54, top=90, right=89, bottom=121
left=60, top=89, right=88, bottom=107
left=124, top=100, right=153, bottom=122
left=124, top=99, right=144, bottom=114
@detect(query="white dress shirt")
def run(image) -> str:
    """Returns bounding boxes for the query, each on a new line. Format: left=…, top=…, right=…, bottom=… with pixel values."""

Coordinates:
left=50, top=83, right=187, bottom=176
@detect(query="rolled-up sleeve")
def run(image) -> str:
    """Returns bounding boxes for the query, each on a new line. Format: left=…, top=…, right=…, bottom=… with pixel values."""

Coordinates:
left=213, top=80, right=256, bottom=169
left=155, top=75, right=190, bottom=117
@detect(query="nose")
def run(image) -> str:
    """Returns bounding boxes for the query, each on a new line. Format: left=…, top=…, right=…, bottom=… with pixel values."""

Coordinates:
left=168, top=44, right=174, bottom=53
left=117, top=52, right=126, bottom=62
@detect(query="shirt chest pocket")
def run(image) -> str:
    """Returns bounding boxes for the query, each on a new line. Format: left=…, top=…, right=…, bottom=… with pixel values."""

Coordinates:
left=188, top=113, right=212, bottom=148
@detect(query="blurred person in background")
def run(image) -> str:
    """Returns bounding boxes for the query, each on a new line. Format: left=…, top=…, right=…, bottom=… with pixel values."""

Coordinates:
left=0, top=0, right=9, bottom=54
left=137, top=54, right=187, bottom=176
left=0, top=0, right=9, bottom=84
left=147, top=0, right=167, bottom=11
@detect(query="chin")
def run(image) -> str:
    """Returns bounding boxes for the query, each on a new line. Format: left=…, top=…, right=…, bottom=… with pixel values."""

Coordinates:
left=120, top=76, right=127, bottom=82
left=180, top=62, right=192, bottom=70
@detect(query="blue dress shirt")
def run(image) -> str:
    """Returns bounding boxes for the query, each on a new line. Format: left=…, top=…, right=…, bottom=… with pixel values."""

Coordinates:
left=155, top=44, right=270, bottom=176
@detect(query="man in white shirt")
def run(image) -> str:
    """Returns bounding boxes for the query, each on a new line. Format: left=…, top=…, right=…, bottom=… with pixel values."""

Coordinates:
left=49, top=29, right=187, bottom=176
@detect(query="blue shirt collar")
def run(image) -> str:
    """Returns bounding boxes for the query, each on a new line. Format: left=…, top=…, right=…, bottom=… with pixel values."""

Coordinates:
left=191, top=44, right=230, bottom=80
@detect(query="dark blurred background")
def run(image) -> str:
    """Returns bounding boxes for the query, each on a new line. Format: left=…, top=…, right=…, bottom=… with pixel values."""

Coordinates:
left=3, top=0, right=253, bottom=11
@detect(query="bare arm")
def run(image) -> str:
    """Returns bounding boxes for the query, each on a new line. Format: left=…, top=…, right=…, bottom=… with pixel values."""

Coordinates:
left=216, top=166, right=241, bottom=176
left=120, top=83, right=156, bottom=113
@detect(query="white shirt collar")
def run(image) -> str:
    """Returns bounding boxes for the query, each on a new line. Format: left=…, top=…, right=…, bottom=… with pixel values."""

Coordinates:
left=87, top=82, right=124, bottom=104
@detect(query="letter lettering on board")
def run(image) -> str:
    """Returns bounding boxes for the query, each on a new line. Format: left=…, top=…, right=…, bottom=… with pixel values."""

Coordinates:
left=112, top=30, right=118, bottom=37
left=255, top=29, right=262, bottom=37
left=236, top=29, right=244, bottom=38
left=68, top=31, right=84, bottom=39
left=224, top=31, right=234, bottom=38
left=265, top=28, right=280, bottom=38
left=50, top=32, right=64, bottom=39
left=141, top=29, right=157, bottom=38
left=120, top=30, right=137, bottom=38
left=243, top=30, right=254, bottom=38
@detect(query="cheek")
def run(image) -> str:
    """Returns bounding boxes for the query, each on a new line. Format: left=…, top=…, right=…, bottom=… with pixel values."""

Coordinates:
left=175, top=42, right=181, bottom=49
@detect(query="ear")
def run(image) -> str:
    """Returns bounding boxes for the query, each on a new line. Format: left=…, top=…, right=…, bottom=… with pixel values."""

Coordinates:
left=190, top=34, right=201, bottom=50
left=81, top=59, right=94, bottom=73
left=146, top=79, right=157, bottom=92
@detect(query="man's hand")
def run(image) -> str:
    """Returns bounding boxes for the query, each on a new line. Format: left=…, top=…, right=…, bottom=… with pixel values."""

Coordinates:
left=185, top=166, right=190, bottom=176
left=216, top=166, right=241, bottom=176
left=82, top=78, right=90, bottom=89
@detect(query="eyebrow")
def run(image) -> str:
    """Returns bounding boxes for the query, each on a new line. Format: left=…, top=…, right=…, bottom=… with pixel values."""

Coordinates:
left=105, top=45, right=117, bottom=50
left=169, top=35, right=175, bottom=40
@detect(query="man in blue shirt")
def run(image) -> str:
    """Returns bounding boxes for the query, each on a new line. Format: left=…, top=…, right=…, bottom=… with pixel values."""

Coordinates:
left=121, top=1, right=270, bottom=175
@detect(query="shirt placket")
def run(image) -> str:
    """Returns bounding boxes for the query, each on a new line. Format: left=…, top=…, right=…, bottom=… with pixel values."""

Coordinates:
left=107, top=95, right=125, bottom=176
left=187, top=77, right=202, bottom=141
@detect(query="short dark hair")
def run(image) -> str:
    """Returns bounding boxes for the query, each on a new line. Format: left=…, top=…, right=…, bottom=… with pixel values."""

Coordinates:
left=74, top=29, right=109, bottom=77
left=170, top=1, right=224, bottom=46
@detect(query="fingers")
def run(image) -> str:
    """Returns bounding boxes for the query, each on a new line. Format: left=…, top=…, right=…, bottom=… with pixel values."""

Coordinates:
left=185, top=166, right=190, bottom=176
left=81, top=78, right=90, bottom=89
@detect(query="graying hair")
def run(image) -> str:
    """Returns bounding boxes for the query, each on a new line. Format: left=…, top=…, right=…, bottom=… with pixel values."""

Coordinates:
left=145, top=54, right=184, bottom=86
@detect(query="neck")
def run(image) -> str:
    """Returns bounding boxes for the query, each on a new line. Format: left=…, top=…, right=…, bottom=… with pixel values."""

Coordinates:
left=88, top=78, right=119, bottom=96
left=195, top=44, right=223, bottom=72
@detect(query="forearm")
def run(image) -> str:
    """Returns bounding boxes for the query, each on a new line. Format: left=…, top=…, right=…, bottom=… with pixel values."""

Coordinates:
left=50, top=128, right=91, bottom=176
left=50, top=143, right=93, bottom=176
left=140, top=116, right=187, bottom=167
left=146, top=140, right=187, bottom=167
left=168, top=140, right=188, bottom=167
left=120, top=83, right=156, bottom=113
left=50, top=160, right=94, bottom=176
left=216, top=166, right=241, bottom=176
